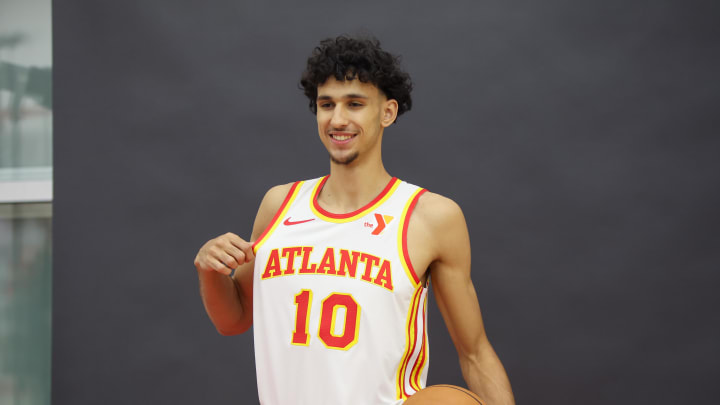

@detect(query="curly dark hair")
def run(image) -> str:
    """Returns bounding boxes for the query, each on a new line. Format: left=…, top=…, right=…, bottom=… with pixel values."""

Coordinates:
left=300, top=35, right=413, bottom=121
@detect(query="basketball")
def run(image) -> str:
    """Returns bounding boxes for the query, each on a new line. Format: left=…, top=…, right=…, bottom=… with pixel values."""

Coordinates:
left=404, top=385, right=486, bottom=404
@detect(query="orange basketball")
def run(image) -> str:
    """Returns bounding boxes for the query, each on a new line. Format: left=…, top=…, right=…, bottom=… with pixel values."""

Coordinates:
left=403, top=385, right=486, bottom=404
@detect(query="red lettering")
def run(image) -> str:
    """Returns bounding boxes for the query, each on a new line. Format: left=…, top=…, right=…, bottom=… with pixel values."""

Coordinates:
left=298, top=247, right=317, bottom=274
left=359, top=253, right=379, bottom=282
left=262, top=247, right=392, bottom=293
left=282, top=247, right=303, bottom=275
left=317, top=248, right=336, bottom=274
left=261, top=249, right=282, bottom=279
left=373, top=260, right=393, bottom=291
left=336, top=250, right=359, bottom=277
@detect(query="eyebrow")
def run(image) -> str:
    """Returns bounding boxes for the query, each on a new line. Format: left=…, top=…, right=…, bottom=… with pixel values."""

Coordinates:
left=317, top=93, right=369, bottom=101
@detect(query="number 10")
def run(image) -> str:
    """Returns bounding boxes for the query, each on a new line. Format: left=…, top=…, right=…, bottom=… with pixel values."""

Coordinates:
left=292, top=290, right=361, bottom=350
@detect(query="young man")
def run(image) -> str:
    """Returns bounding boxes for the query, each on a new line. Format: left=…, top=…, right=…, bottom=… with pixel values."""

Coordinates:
left=195, top=36, right=514, bottom=405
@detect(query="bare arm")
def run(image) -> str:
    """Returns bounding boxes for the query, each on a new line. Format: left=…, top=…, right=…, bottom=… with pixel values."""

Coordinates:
left=415, top=194, right=515, bottom=404
left=194, top=183, right=293, bottom=335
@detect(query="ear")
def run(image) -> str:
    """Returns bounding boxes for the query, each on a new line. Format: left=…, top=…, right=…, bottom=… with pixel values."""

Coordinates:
left=381, top=99, right=399, bottom=127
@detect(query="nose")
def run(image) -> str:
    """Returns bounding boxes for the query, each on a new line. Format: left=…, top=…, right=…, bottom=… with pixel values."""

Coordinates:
left=329, top=106, right=349, bottom=128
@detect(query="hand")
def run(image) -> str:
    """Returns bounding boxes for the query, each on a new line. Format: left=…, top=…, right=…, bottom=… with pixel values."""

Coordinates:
left=194, top=232, right=255, bottom=276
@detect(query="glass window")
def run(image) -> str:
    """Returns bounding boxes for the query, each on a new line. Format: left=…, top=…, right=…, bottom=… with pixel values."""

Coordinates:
left=0, top=0, right=53, bottom=182
left=0, top=1, right=52, bottom=404
left=0, top=203, right=51, bottom=405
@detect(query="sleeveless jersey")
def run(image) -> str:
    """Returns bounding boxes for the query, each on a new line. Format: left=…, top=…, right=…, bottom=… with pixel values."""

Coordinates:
left=251, top=176, right=429, bottom=405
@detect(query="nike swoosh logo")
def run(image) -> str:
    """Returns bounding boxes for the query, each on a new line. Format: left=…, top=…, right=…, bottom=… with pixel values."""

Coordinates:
left=283, top=217, right=315, bottom=226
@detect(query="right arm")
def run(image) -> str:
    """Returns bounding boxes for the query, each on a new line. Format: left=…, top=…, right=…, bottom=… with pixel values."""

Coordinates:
left=194, top=183, right=293, bottom=335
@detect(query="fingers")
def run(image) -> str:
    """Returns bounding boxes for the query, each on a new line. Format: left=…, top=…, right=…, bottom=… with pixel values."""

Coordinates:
left=195, top=232, right=255, bottom=275
left=218, top=251, right=240, bottom=270
left=208, top=257, right=232, bottom=276
left=225, top=244, right=248, bottom=267
left=195, top=251, right=231, bottom=275
left=225, top=232, right=255, bottom=264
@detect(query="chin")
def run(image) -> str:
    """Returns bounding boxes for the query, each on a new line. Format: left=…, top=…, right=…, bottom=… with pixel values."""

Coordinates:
left=330, top=152, right=359, bottom=165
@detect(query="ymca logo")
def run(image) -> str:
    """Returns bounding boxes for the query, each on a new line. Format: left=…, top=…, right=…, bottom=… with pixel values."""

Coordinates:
left=364, top=213, right=393, bottom=235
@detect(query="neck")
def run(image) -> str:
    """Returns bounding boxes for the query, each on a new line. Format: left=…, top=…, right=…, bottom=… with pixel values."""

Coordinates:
left=320, top=154, right=392, bottom=214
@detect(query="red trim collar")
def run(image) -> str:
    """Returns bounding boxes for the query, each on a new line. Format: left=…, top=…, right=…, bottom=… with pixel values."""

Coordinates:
left=312, top=175, right=399, bottom=219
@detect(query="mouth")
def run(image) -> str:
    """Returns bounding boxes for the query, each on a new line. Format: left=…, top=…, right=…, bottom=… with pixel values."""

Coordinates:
left=329, top=132, right=357, bottom=144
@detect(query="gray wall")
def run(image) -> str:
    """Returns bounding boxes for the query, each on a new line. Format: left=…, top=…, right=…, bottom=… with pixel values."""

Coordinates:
left=53, top=0, right=720, bottom=404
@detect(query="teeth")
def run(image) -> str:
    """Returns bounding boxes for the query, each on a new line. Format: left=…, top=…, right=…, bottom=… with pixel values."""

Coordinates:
left=332, top=134, right=352, bottom=141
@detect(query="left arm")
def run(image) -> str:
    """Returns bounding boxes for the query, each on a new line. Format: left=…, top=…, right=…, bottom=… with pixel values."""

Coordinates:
left=415, top=194, right=515, bottom=405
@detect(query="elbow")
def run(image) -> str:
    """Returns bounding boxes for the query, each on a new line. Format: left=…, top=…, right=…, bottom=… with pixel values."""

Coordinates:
left=458, top=350, right=482, bottom=372
left=214, top=318, right=252, bottom=336
left=457, top=336, right=485, bottom=361
left=457, top=335, right=493, bottom=370
left=216, top=327, right=242, bottom=336
left=216, top=325, right=249, bottom=336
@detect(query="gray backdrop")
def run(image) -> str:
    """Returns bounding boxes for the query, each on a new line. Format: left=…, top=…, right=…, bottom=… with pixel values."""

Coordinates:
left=53, top=0, right=720, bottom=404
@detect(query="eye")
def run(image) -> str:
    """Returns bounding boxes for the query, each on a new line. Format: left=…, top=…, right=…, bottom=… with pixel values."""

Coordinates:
left=319, top=102, right=333, bottom=109
left=349, top=101, right=364, bottom=107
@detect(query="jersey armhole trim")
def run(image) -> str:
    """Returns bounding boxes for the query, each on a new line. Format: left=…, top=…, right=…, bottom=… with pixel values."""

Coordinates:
left=397, top=188, right=427, bottom=287
left=252, top=181, right=304, bottom=254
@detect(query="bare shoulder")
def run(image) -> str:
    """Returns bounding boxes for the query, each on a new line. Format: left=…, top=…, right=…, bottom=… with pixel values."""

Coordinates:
left=260, top=183, right=295, bottom=210
left=251, top=182, right=295, bottom=240
left=406, top=191, right=469, bottom=272
left=413, top=191, right=467, bottom=232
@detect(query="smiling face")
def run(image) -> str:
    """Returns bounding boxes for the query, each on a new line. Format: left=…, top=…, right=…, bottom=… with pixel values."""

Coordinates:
left=316, top=77, right=398, bottom=166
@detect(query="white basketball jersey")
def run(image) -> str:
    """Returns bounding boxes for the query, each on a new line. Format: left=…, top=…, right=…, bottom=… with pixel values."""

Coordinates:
left=251, top=176, right=429, bottom=405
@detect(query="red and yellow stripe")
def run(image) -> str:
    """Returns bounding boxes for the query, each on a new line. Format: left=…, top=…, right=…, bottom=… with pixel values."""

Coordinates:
left=396, top=286, right=427, bottom=400
left=408, top=295, right=428, bottom=391
left=252, top=181, right=304, bottom=254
